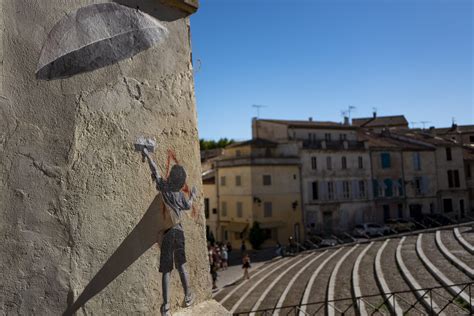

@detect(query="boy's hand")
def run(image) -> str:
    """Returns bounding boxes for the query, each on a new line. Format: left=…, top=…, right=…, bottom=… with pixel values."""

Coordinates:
left=190, top=187, right=197, bottom=198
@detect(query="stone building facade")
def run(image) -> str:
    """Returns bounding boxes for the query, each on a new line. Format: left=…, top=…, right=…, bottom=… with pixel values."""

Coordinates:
left=204, top=139, right=303, bottom=249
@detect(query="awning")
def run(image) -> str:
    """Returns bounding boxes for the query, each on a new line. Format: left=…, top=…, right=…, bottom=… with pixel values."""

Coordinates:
left=260, top=221, right=285, bottom=229
left=226, top=222, right=249, bottom=233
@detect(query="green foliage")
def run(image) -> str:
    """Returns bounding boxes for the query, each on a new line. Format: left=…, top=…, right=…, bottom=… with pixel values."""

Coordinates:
left=199, top=138, right=235, bottom=150
left=248, top=222, right=266, bottom=250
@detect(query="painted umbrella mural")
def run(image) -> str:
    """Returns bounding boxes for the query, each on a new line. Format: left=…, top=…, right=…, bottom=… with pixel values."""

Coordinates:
left=36, top=2, right=168, bottom=80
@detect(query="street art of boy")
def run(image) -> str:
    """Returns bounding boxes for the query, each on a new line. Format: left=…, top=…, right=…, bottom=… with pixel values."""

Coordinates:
left=142, top=147, right=196, bottom=316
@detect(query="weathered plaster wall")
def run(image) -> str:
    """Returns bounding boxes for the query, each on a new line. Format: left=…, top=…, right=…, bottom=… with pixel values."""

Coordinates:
left=0, top=1, right=210, bottom=315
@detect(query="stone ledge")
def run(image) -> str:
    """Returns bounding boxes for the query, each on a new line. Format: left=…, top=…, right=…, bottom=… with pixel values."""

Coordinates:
left=174, top=300, right=231, bottom=316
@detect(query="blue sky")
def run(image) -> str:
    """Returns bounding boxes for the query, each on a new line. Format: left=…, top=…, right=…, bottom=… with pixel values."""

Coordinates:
left=190, top=0, right=473, bottom=140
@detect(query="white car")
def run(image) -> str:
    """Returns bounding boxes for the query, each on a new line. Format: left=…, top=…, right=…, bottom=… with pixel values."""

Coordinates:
left=353, top=223, right=390, bottom=237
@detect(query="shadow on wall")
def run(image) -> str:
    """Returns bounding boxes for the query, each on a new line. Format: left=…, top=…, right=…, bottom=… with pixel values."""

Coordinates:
left=63, top=195, right=165, bottom=316
left=36, top=2, right=183, bottom=81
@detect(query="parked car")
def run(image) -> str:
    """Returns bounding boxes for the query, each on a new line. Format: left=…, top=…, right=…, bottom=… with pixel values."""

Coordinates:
left=353, top=223, right=391, bottom=237
left=386, top=218, right=416, bottom=233
left=319, top=238, right=338, bottom=248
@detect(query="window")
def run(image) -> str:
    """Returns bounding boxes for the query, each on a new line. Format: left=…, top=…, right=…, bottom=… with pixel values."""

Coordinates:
left=212, top=208, right=217, bottom=214
left=342, top=181, right=350, bottom=199
left=236, top=150, right=241, bottom=157
left=221, top=201, right=227, bottom=216
left=236, top=202, right=243, bottom=218
left=235, top=175, right=241, bottom=186
left=325, top=133, right=332, bottom=141
left=470, top=136, right=474, bottom=143
left=312, top=181, right=319, bottom=200
left=311, top=157, right=317, bottom=170
left=327, top=182, right=334, bottom=200
left=448, top=170, right=460, bottom=188
left=381, top=153, right=391, bottom=169
left=327, top=157, right=332, bottom=170
left=414, top=177, right=422, bottom=195
left=446, top=148, right=452, bottom=161
left=467, top=165, right=472, bottom=179
left=341, top=157, right=347, bottom=169
left=443, top=199, right=453, bottom=213
left=454, top=170, right=460, bottom=187
left=447, top=170, right=453, bottom=188
left=204, top=198, right=210, bottom=219
left=220, top=176, right=226, bottom=186
left=340, top=134, right=347, bottom=141
left=264, top=202, right=272, bottom=217
left=358, top=156, right=363, bottom=169
left=359, top=180, right=366, bottom=198
left=413, top=152, right=421, bottom=171
left=263, top=175, right=272, bottom=186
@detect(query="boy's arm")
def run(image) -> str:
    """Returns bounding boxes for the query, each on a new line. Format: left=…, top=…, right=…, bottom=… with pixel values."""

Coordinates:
left=182, top=187, right=197, bottom=210
left=143, top=148, right=161, bottom=182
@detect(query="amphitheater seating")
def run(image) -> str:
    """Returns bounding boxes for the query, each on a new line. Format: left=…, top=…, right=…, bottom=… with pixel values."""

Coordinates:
left=214, top=223, right=474, bottom=315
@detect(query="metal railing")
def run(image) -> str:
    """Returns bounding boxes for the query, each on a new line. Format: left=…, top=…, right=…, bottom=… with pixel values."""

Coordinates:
left=233, top=282, right=473, bottom=315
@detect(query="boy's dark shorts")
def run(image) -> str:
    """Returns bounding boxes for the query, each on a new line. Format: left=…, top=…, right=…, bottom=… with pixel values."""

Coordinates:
left=159, top=227, right=186, bottom=273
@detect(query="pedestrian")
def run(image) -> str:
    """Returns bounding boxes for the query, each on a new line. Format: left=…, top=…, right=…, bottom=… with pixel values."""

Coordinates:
left=242, top=253, right=251, bottom=280
left=220, top=244, right=228, bottom=270
left=275, top=241, right=282, bottom=257
left=226, top=241, right=232, bottom=253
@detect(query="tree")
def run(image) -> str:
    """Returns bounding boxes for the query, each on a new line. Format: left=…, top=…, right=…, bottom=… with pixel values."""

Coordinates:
left=199, top=138, right=235, bottom=150
left=248, top=222, right=266, bottom=250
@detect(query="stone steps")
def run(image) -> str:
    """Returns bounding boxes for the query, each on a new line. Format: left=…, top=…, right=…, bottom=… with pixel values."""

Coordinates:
left=217, top=224, right=473, bottom=315
left=274, top=250, right=329, bottom=315
left=229, top=257, right=299, bottom=314
left=329, top=244, right=361, bottom=316
left=248, top=253, right=313, bottom=315
left=352, top=241, right=388, bottom=315
left=435, top=230, right=474, bottom=278
left=454, top=227, right=474, bottom=254
left=300, top=248, right=345, bottom=315
left=382, top=238, right=424, bottom=314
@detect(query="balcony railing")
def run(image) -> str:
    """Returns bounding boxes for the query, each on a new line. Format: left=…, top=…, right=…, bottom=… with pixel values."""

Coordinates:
left=303, top=140, right=366, bottom=150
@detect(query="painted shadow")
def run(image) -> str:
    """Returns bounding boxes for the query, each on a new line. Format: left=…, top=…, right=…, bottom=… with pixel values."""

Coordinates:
left=63, top=195, right=166, bottom=316
left=36, top=3, right=168, bottom=80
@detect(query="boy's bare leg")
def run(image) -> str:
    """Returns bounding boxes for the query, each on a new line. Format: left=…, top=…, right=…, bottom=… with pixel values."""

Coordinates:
left=177, top=264, right=194, bottom=307
left=161, top=272, right=171, bottom=315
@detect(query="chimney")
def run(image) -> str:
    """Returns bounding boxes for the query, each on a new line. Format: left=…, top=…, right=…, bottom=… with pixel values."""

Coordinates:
left=309, top=117, right=313, bottom=122
left=343, top=116, right=349, bottom=125
left=373, top=111, right=377, bottom=118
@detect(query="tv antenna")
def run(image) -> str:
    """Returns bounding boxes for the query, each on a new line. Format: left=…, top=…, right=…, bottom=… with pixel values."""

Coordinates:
left=420, top=121, right=431, bottom=129
left=252, top=104, right=268, bottom=118
left=410, top=121, right=419, bottom=128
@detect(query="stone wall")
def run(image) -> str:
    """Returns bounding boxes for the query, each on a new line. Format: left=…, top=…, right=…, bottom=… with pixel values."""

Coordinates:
left=0, top=1, right=212, bottom=314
